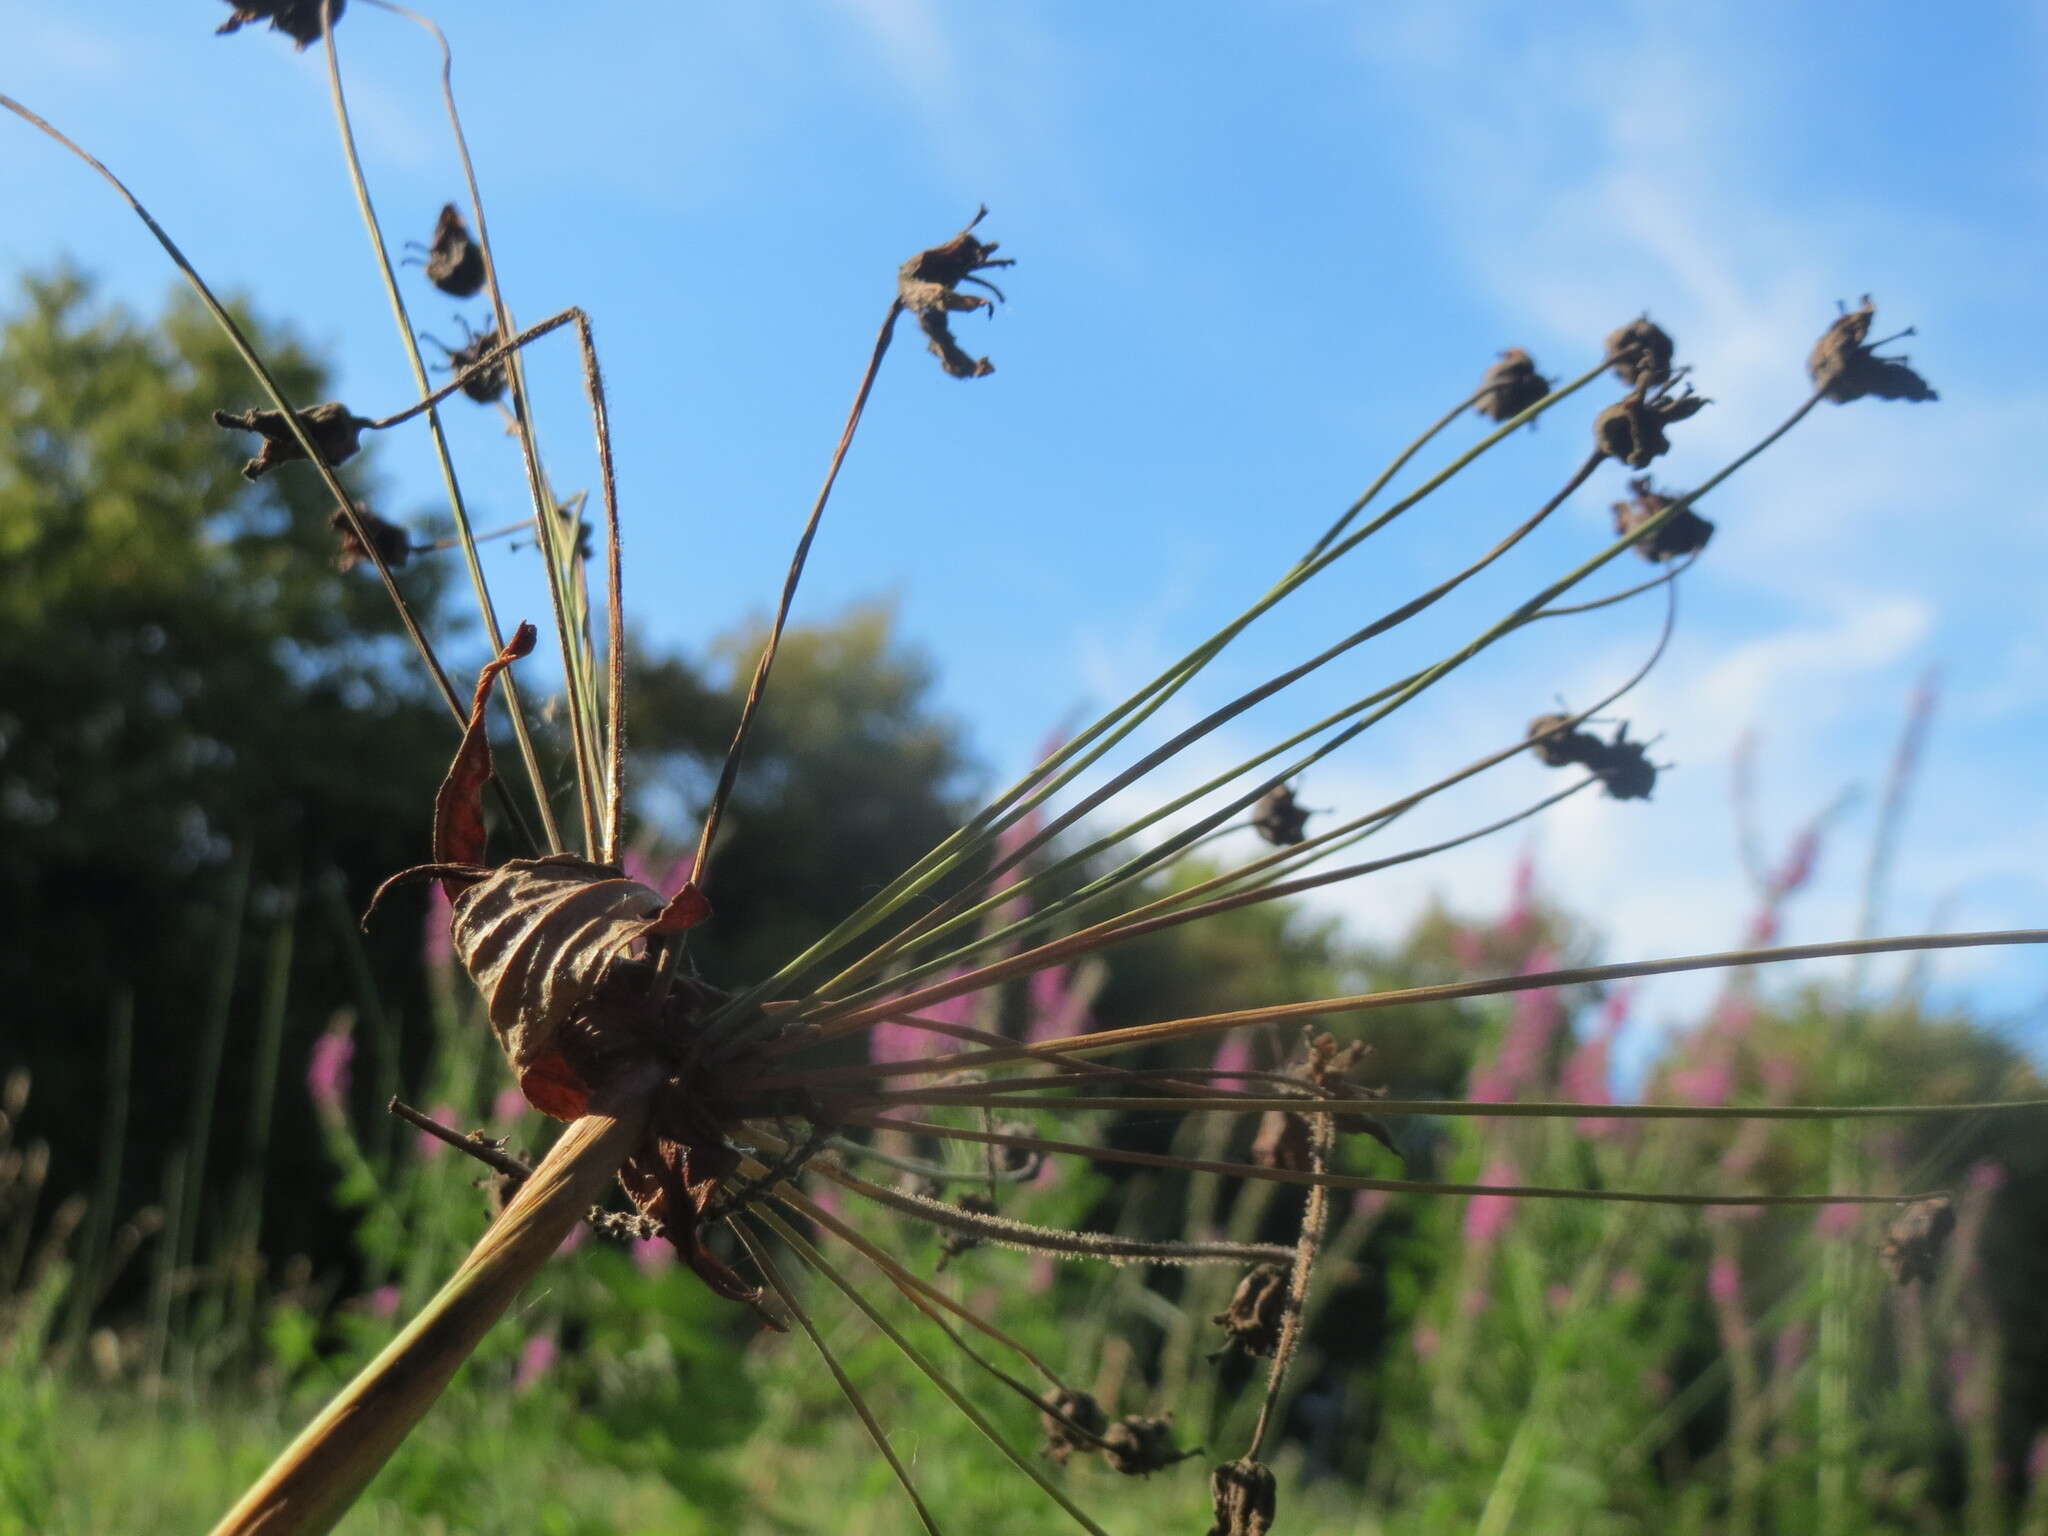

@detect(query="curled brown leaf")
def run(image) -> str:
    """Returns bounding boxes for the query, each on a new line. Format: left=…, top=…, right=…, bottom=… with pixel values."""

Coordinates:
left=897, top=206, right=1014, bottom=379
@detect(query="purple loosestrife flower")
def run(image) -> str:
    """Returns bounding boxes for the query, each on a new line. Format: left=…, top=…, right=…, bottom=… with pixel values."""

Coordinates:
left=1562, top=986, right=1630, bottom=1136
left=1463, top=1161, right=1518, bottom=1247
left=1773, top=1323, right=1810, bottom=1377
left=1210, top=1033, right=1254, bottom=1092
left=1708, top=1255, right=1742, bottom=1306
left=491, top=1087, right=527, bottom=1126
left=415, top=1103, right=458, bottom=1162
left=1412, top=1323, right=1442, bottom=1362
left=364, top=1285, right=401, bottom=1319
left=2028, top=1433, right=2048, bottom=1483
left=306, top=1019, right=353, bottom=1117
left=421, top=883, right=454, bottom=971
left=1814, top=1202, right=1861, bottom=1240
left=513, top=1333, right=557, bottom=1393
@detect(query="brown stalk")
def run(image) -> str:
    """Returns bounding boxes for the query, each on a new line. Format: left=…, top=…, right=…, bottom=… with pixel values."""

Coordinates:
left=782, top=929, right=2048, bottom=1090
left=688, top=298, right=905, bottom=894
left=207, top=1105, right=647, bottom=1536
left=833, top=1113, right=1931, bottom=1210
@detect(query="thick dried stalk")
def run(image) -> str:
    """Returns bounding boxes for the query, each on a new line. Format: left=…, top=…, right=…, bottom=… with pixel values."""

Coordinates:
left=208, top=1106, right=646, bottom=1536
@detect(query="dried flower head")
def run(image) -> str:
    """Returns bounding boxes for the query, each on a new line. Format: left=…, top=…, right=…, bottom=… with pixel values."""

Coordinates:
left=425, top=323, right=507, bottom=403
left=212, top=401, right=372, bottom=480
left=413, top=204, right=487, bottom=299
left=1251, top=784, right=1312, bottom=847
left=1808, top=297, right=1937, bottom=405
left=1593, top=382, right=1710, bottom=470
left=1206, top=1458, right=1277, bottom=1536
left=1604, top=316, right=1675, bottom=387
left=1878, top=1195, right=1956, bottom=1286
left=1527, top=712, right=1605, bottom=769
left=1039, top=1388, right=1109, bottom=1467
left=1212, top=1262, right=1290, bottom=1359
left=1590, top=724, right=1658, bottom=801
left=1611, top=475, right=1714, bottom=562
left=215, top=0, right=342, bottom=49
left=897, top=206, right=1014, bottom=378
left=1474, top=347, right=1551, bottom=423
left=329, top=504, right=412, bottom=573
left=1100, top=1413, right=1197, bottom=1477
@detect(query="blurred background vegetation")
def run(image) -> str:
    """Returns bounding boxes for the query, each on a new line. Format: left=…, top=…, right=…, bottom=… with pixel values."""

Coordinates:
left=4, top=275, right=2047, bottom=1534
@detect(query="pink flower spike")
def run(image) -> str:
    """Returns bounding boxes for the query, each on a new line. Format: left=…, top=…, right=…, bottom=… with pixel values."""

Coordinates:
left=2027, top=1432, right=2048, bottom=1483
left=1210, top=1034, right=1253, bottom=1092
left=1609, top=1269, right=1642, bottom=1303
left=631, top=1235, right=668, bottom=1276
left=1463, top=1162, right=1518, bottom=1246
left=1813, top=1202, right=1861, bottom=1240
left=1412, top=1322, right=1442, bottom=1361
left=1967, top=1159, right=2007, bottom=1193
left=1773, top=1323, right=1810, bottom=1376
left=556, top=1221, right=587, bottom=1256
left=364, top=1284, right=401, bottom=1319
left=1708, top=1256, right=1741, bottom=1306
left=492, top=1087, right=528, bottom=1125
left=306, top=1021, right=354, bottom=1115
left=415, top=1103, right=458, bottom=1163
left=422, top=882, right=453, bottom=971
left=513, top=1333, right=557, bottom=1393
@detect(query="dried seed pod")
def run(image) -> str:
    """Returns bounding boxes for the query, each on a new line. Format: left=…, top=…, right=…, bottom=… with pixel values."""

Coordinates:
left=1206, top=1458, right=1277, bottom=1536
left=1527, top=713, right=1605, bottom=769
left=1212, top=1262, right=1290, bottom=1359
left=329, top=504, right=412, bottom=573
left=1251, top=784, right=1311, bottom=847
left=1604, top=316, right=1675, bottom=388
left=1589, top=724, right=1657, bottom=801
left=1611, top=475, right=1714, bottom=563
left=426, top=323, right=507, bottom=403
left=1299, top=1029, right=1394, bottom=1145
left=937, top=1192, right=998, bottom=1271
left=897, top=206, right=1015, bottom=379
left=212, top=402, right=372, bottom=481
left=1474, top=347, right=1551, bottom=424
left=1100, top=1413, right=1196, bottom=1477
left=1039, top=1388, right=1109, bottom=1466
left=1878, top=1195, right=1956, bottom=1286
left=215, top=0, right=343, bottom=49
left=1593, top=384, right=1709, bottom=470
left=1808, top=297, right=1937, bottom=405
left=418, top=204, right=486, bottom=299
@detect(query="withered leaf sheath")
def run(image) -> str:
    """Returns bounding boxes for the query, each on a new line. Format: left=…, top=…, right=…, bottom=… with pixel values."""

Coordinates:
left=215, top=0, right=343, bottom=49
left=1878, top=1195, right=1956, bottom=1286
left=1206, top=1458, right=1277, bottom=1536
left=213, top=402, right=372, bottom=481
left=1039, top=1388, right=1109, bottom=1467
left=897, top=206, right=1015, bottom=379
left=1100, top=1414, right=1197, bottom=1477
left=1604, top=316, right=1675, bottom=387
left=421, top=204, right=487, bottom=299
left=1611, top=475, right=1714, bottom=562
left=1251, top=784, right=1311, bottom=847
left=1474, top=347, right=1551, bottom=423
left=1808, top=297, right=1937, bottom=405
left=330, top=504, right=412, bottom=572
left=1212, top=1263, right=1289, bottom=1359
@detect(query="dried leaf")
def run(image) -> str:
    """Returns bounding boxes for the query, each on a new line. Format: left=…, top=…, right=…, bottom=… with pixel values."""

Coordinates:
left=898, top=206, right=1014, bottom=379
left=212, top=401, right=372, bottom=481
left=215, top=0, right=342, bottom=49
left=435, top=325, right=506, bottom=402
left=1474, top=347, right=1551, bottom=423
left=448, top=855, right=677, bottom=1103
left=1206, top=1458, right=1277, bottom=1536
left=432, top=624, right=538, bottom=878
left=1593, top=383, right=1709, bottom=470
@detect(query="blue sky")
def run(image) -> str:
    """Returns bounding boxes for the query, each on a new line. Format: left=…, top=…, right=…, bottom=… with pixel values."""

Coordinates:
left=6, top=1, right=2046, bottom=1074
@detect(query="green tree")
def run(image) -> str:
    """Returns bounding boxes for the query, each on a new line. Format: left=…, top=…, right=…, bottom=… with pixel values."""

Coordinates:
left=0, top=270, right=457, bottom=1268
